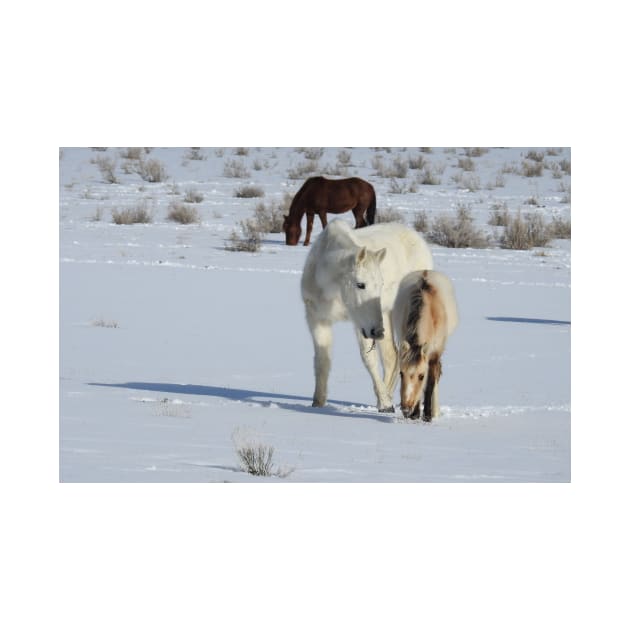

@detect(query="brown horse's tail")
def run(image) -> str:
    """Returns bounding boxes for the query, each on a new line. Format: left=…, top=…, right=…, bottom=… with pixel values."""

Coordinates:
left=366, top=188, right=377, bottom=225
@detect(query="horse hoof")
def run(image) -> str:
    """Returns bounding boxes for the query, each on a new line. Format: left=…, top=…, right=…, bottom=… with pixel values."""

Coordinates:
left=379, top=406, right=395, bottom=413
left=312, top=400, right=325, bottom=408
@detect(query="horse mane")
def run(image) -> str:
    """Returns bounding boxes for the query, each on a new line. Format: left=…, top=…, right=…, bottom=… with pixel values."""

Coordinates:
left=402, top=275, right=430, bottom=363
left=287, top=178, right=312, bottom=219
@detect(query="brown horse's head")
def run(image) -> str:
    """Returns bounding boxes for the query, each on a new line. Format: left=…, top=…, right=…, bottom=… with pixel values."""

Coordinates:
left=283, top=215, right=301, bottom=246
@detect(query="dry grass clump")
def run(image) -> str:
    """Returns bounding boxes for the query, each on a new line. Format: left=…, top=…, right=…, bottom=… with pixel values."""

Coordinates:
left=488, top=202, right=509, bottom=226
left=548, top=216, right=571, bottom=239
left=234, top=184, right=265, bottom=198
left=119, top=147, right=144, bottom=160
left=295, top=147, right=324, bottom=160
left=417, top=166, right=441, bottom=185
left=451, top=172, right=481, bottom=191
left=112, top=202, right=152, bottom=224
left=457, top=156, right=476, bottom=171
left=167, top=202, right=200, bottom=224
left=336, top=149, right=352, bottom=166
left=226, top=219, right=262, bottom=252
left=413, top=210, right=429, bottom=233
left=372, top=155, right=408, bottom=178
left=521, top=160, right=544, bottom=177
left=231, top=427, right=291, bottom=477
left=94, top=155, right=118, bottom=183
left=287, top=159, right=320, bottom=179
left=253, top=198, right=287, bottom=233
left=92, top=318, right=118, bottom=328
left=226, top=194, right=290, bottom=250
left=184, top=188, right=204, bottom=203
left=136, top=158, right=168, bottom=182
left=427, top=205, right=490, bottom=248
left=235, top=442, right=275, bottom=476
left=524, top=150, right=545, bottom=162
left=388, top=178, right=417, bottom=194
left=499, top=211, right=550, bottom=249
left=376, top=206, right=405, bottom=223
left=184, top=148, right=206, bottom=161
left=223, top=159, right=251, bottom=178
left=464, top=147, right=489, bottom=157
left=408, top=154, right=427, bottom=170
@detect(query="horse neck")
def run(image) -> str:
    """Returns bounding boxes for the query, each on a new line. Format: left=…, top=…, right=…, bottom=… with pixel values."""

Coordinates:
left=288, top=185, right=309, bottom=222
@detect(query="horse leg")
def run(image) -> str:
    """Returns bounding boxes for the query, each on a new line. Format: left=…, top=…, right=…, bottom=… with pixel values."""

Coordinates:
left=306, top=309, right=333, bottom=407
left=355, top=329, right=394, bottom=412
left=378, top=312, right=399, bottom=398
left=303, top=212, right=315, bottom=246
left=422, top=355, right=442, bottom=422
left=352, top=206, right=367, bottom=229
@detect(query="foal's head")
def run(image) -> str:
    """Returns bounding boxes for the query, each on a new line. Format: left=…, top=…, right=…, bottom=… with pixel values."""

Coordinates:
left=283, top=215, right=301, bottom=246
left=399, top=340, right=429, bottom=419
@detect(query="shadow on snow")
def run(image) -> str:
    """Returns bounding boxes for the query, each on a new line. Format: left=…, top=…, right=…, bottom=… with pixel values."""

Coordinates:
left=88, top=381, right=394, bottom=423
left=486, top=316, right=570, bottom=326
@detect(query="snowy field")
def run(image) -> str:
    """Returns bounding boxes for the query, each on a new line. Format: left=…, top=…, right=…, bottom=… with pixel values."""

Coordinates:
left=60, top=147, right=570, bottom=482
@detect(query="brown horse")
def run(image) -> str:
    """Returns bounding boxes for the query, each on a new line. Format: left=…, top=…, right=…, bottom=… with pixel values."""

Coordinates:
left=283, top=176, right=377, bottom=245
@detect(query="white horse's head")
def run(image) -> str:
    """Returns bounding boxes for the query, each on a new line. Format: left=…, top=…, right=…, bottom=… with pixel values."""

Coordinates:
left=341, top=246, right=387, bottom=340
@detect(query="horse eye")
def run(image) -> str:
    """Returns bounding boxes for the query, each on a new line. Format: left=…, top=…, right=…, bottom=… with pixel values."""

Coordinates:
left=356, top=282, right=366, bottom=289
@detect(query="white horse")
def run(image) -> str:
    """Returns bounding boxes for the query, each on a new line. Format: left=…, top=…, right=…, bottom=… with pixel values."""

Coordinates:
left=301, top=220, right=433, bottom=411
left=393, top=270, right=458, bottom=421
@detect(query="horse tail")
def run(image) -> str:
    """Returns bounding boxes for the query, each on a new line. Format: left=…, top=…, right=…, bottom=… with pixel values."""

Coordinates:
left=366, top=186, right=377, bottom=225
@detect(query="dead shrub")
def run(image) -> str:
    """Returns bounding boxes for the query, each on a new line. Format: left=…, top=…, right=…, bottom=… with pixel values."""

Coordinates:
left=427, top=205, right=490, bottom=248
left=413, top=210, right=429, bottom=233
left=223, top=159, right=251, bottom=178
left=376, top=206, right=405, bottom=223
left=112, top=202, right=152, bottom=224
left=94, top=155, right=118, bottom=184
left=417, top=167, right=441, bottom=185
left=408, top=154, right=427, bottom=170
left=457, top=157, right=476, bottom=171
left=225, top=219, right=262, bottom=252
left=184, top=148, right=206, bottom=161
left=119, top=147, right=144, bottom=160
left=184, top=188, right=204, bottom=203
left=464, top=147, right=488, bottom=157
left=234, top=184, right=265, bottom=198
left=287, top=159, right=320, bottom=179
left=488, top=202, right=509, bottom=226
left=548, top=216, right=571, bottom=239
left=500, top=211, right=551, bottom=249
left=521, top=160, right=544, bottom=177
left=167, top=202, right=200, bottom=224
left=136, top=158, right=168, bottom=182
left=253, top=199, right=285, bottom=233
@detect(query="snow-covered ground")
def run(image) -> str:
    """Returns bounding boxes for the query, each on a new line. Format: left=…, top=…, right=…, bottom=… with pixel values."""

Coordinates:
left=60, top=147, right=570, bottom=482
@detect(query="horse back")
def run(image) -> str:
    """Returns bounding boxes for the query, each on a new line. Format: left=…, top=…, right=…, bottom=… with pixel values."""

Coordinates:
left=423, top=270, right=458, bottom=336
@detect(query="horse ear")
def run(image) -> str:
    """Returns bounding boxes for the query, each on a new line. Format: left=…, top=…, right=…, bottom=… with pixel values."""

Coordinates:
left=421, top=342, right=429, bottom=357
left=375, top=248, right=387, bottom=264
left=401, top=339, right=411, bottom=353
left=356, top=246, right=367, bottom=263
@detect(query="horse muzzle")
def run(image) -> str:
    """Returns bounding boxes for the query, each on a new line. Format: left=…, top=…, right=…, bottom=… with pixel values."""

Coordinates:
left=401, top=403, right=420, bottom=420
left=361, top=326, right=385, bottom=340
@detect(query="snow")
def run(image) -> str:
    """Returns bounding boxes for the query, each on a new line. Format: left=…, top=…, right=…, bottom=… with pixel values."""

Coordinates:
left=60, top=147, right=570, bottom=482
